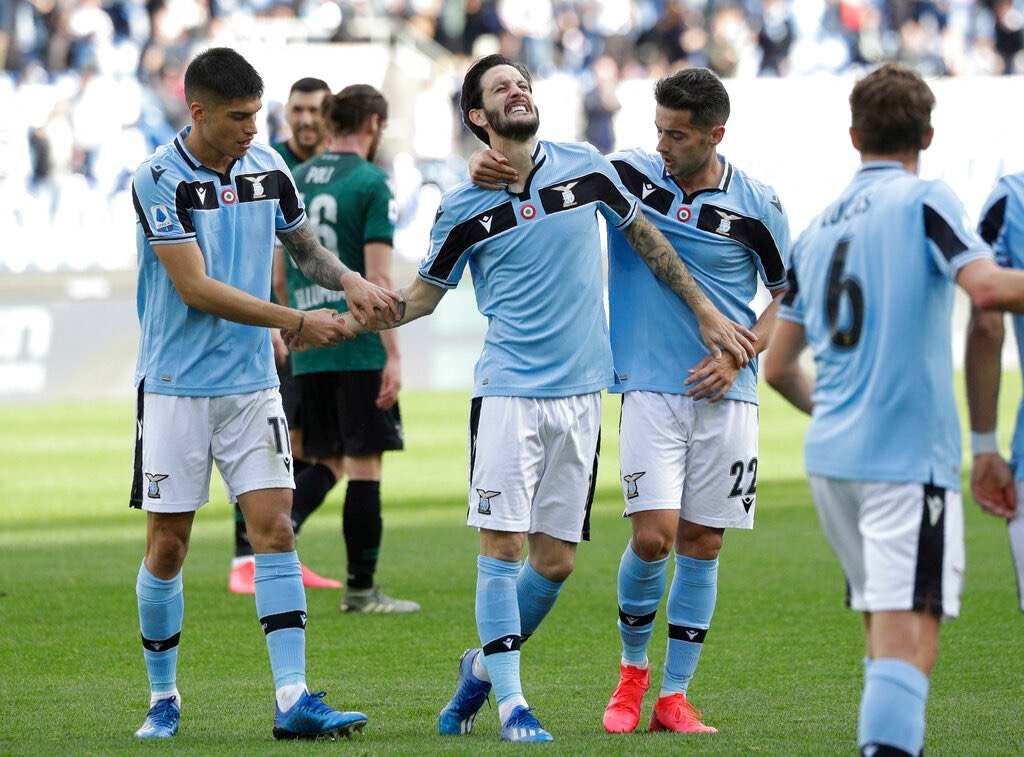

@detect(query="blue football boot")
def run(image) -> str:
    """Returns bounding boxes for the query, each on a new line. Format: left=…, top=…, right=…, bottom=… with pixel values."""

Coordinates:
left=134, top=695, right=180, bottom=739
left=438, top=648, right=492, bottom=735
left=500, top=705, right=553, bottom=743
left=272, top=690, right=367, bottom=740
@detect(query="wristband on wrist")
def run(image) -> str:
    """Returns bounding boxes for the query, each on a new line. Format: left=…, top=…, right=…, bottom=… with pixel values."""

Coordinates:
left=297, top=312, right=305, bottom=335
left=970, top=431, right=998, bottom=456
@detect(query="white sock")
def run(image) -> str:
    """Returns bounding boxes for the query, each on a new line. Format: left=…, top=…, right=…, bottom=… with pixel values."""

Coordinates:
left=150, top=689, right=180, bottom=708
left=231, top=555, right=255, bottom=568
left=276, top=682, right=307, bottom=711
left=498, top=695, right=529, bottom=725
left=623, top=657, right=649, bottom=670
left=472, top=650, right=491, bottom=682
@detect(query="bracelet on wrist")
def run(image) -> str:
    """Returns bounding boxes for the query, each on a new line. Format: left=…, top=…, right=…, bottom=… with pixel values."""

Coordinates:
left=970, top=431, right=998, bottom=456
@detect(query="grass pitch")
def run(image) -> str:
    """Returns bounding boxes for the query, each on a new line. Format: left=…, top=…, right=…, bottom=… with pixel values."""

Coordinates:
left=1, top=383, right=1022, bottom=755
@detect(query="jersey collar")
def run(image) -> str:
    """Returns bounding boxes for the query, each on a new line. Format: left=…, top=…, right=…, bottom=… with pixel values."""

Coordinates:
left=174, top=127, right=238, bottom=186
left=856, top=160, right=907, bottom=175
left=661, top=154, right=733, bottom=204
left=504, top=141, right=547, bottom=200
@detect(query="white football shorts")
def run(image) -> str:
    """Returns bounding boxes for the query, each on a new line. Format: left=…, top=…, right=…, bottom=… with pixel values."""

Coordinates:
left=809, top=476, right=965, bottom=619
left=466, top=393, right=601, bottom=543
left=618, top=391, right=759, bottom=529
left=129, top=384, right=295, bottom=513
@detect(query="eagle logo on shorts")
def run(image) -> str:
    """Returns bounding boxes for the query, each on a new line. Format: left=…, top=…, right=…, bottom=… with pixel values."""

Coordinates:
left=623, top=472, right=646, bottom=500
left=476, top=489, right=500, bottom=515
left=145, top=473, right=169, bottom=499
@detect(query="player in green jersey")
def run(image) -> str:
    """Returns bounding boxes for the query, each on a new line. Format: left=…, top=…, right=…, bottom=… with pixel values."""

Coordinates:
left=287, top=84, right=418, bottom=613
left=229, top=77, right=343, bottom=594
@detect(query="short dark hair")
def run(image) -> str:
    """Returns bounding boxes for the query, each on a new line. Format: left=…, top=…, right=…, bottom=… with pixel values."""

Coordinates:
left=460, top=54, right=532, bottom=146
left=289, top=77, right=330, bottom=97
left=849, top=63, right=935, bottom=154
left=184, top=47, right=263, bottom=104
left=654, top=67, right=730, bottom=128
left=322, top=84, right=388, bottom=135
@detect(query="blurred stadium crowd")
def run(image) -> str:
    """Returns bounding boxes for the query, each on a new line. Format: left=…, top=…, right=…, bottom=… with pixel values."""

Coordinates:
left=2, top=0, right=1023, bottom=271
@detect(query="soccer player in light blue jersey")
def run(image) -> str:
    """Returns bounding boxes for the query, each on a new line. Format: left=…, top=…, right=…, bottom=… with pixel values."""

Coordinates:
left=334, top=54, right=754, bottom=743
left=128, top=48, right=400, bottom=741
left=765, top=64, right=1024, bottom=756
left=965, top=176, right=1024, bottom=612
left=470, top=68, right=790, bottom=735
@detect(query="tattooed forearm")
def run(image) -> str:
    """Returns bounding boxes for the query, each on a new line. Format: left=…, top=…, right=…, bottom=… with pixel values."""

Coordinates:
left=276, top=219, right=351, bottom=290
left=624, top=213, right=709, bottom=312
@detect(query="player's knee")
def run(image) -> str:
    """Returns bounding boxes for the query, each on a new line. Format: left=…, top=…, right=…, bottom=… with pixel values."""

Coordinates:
left=677, top=523, right=723, bottom=560
left=632, top=527, right=673, bottom=561
left=248, top=510, right=295, bottom=553
left=532, top=552, right=575, bottom=583
left=147, top=532, right=188, bottom=576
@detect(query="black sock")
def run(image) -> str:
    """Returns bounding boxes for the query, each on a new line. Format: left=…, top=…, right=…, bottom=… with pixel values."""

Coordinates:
left=234, top=502, right=253, bottom=558
left=343, top=480, right=382, bottom=590
left=291, top=463, right=337, bottom=535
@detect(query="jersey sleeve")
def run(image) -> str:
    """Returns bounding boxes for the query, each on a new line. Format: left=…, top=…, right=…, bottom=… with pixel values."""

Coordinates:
left=752, top=188, right=791, bottom=290
left=777, top=231, right=806, bottom=324
left=268, top=149, right=306, bottom=232
left=921, top=180, right=992, bottom=280
left=363, top=174, right=397, bottom=246
left=131, top=162, right=196, bottom=246
left=417, top=194, right=474, bottom=289
left=978, top=180, right=1012, bottom=267
left=587, top=148, right=640, bottom=229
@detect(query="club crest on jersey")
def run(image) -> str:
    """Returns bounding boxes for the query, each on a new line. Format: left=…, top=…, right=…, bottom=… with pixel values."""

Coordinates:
left=245, top=174, right=269, bottom=199
left=677, top=206, right=692, bottom=222
left=476, top=488, right=500, bottom=514
left=149, top=204, right=172, bottom=230
left=221, top=187, right=237, bottom=204
left=623, top=472, right=646, bottom=500
left=552, top=182, right=579, bottom=208
left=145, top=473, right=169, bottom=499
left=714, top=209, right=741, bottom=234
left=520, top=203, right=536, bottom=220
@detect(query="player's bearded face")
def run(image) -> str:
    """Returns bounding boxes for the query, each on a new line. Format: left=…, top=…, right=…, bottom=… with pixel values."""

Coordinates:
left=198, top=97, right=262, bottom=160
left=367, top=115, right=386, bottom=162
left=477, top=65, right=539, bottom=143
left=286, top=91, right=326, bottom=150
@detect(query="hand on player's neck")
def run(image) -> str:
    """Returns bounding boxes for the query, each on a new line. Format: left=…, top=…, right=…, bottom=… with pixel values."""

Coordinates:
left=671, top=152, right=723, bottom=198
left=490, top=135, right=536, bottom=194
left=326, top=133, right=371, bottom=160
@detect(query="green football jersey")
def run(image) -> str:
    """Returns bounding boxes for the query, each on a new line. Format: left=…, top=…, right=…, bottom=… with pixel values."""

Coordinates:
left=288, top=151, right=396, bottom=374
left=269, top=141, right=305, bottom=306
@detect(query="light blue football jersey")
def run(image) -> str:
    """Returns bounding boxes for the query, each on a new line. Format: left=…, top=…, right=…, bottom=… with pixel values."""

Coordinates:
left=979, top=173, right=1024, bottom=479
left=131, top=128, right=306, bottom=397
left=418, top=140, right=639, bottom=398
left=780, top=162, right=992, bottom=490
left=606, top=149, right=790, bottom=403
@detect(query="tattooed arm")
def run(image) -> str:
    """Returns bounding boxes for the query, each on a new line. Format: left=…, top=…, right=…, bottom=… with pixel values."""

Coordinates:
left=622, top=212, right=756, bottom=366
left=277, top=219, right=402, bottom=326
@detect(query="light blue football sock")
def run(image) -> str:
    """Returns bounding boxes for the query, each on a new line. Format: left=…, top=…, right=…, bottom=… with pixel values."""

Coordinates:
left=476, top=555, right=524, bottom=717
left=254, top=551, right=307, bottom=691
left=517, top=560, right=563, bottom=640
left=136, top=562, right=184, bottom=696
left=662, top=554, right=718, bottom=695
left=617, top=542, right=669, bottom=666
left=858, top=658, right=929, bottom=756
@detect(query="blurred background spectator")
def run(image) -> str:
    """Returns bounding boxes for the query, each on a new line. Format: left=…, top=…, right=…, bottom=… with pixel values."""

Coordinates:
left=2, top=0, right=1022, bottom=272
